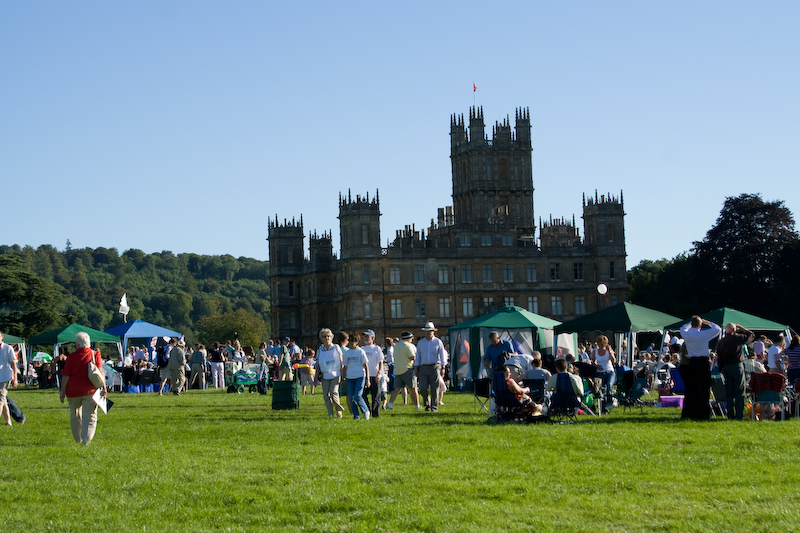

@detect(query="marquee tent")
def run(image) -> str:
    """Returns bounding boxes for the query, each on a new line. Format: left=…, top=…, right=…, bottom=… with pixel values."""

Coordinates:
left=554, top=302, right=681, bottom=365
left=448, top=306, right=561, bottom=385
left=104, top=319, right=182, bottom=353
left=1, top=333, right=25, bottom=344
left=29, top=324, right=122, bottom=359
left=663, top=307, right=791, bottom=334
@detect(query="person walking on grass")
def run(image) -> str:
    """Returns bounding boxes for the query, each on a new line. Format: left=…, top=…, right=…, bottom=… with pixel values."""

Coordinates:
left=387, top=332, right=421, bottom=410
left=316, top=328, right=344, bottom=418
left=414, top=322, right=446, bottom=412
left=361, top=329, right=383, bottom=418
left=0, top=331, right=19, bottom=426
left=190, top=344, right=207, bottom=390
left=342, top=333, right=371, bottom=420
left=60, top=332, right=106, bottom=445
left=168, top=339, right=186, bottom=396
left=157, top=338, right=176, bottom=396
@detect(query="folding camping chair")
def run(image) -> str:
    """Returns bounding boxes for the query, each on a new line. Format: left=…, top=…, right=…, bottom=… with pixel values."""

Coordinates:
left=750, top=372, right=786, bottom=421
left=709, top=373, right=727, bottom=418
left=522, top=378, right=548, bottom=407
left=614, top=369, right=648, bottom=413
left=549, top=373, right=584, bottom=423
left=491, top=371, right=547, bottom=423
left=574, top=362, right=602, bottom=416
left=473, top=378, right=492, bottom=414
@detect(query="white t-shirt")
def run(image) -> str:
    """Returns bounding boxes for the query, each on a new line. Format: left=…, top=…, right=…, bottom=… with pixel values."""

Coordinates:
left=768, top=344, right=784, bottom=370
left=343, top=347, right=368, bottom=379
left=317, top=344, right=343, bottom=380
left=362, top=344, right=383, bottom=378
left=385, top=345, right=394, bottom=365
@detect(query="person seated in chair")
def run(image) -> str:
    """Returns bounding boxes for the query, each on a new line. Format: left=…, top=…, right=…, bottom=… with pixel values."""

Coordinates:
left=498, top=366, right=542, bottom=415
left=546, top=359, right=584, bottom=408
left=524, top=352, right=551, bottom=381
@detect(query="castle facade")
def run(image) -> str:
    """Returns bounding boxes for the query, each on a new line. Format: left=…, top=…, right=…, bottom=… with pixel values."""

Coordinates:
left=268, top=107, right=627, bottom=347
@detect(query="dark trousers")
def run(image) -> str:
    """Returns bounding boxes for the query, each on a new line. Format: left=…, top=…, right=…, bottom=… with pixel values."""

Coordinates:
left=682, top=357, right=711, bottom=420
left=721, top=362, right=746, bottom=420
left=7, top=397, right=25, bottom=423
left=363, top=378, right=381, bottom=417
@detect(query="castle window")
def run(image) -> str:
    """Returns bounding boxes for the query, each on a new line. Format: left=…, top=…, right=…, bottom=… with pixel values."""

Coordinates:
left=515, top=198, right=520, bottom=217
left=609, top=261, right=616, bottom=280
left=415, top=299, right=426, bottom=318
left=482, top=264, right=493, bottom=283
left=575, top=296, right=586, bottom=315
left=437, top=265, right=449, bottom=284
left=289, top=312, right=296, bottom=329
left=461, top=264, right=472, bottom=284
left=611, top=295, right=618, bottom=306
left=459, top=235, right=471, bottom=246
left=550, top=263, right=561, bottom=282
left=288, top=281, right=294, bottom=297
left=413, top=265, right=425, bottom=284
left=528, top=296, right=539, bottom=314
left=501, top=235, right=513, bottom=246
left=439, top=297, right=451, bottom=318
left=481, top=235, right=492, bottom=246
left=362, top=265, right=370, bottom=284
left=503, top=264, right=514, bottom=283
left=504, top=297, right=514, bottom=307
left=573, top=263, right=584, bottom=281
left=287, top=247, right=293, bottom=264
left=514, top=160, right=519, bottom=180
left=526, top=263, right=538, bottom=282
left=364, top=299, right=371, bottom=319
left=499, top=159, right=508, bottom=180
left=389, top=265, right=401, bottom=285
left=391, top=299, right=402, bottom=319
left=462, top=297, right=474, bottom=317
left=551, top=296, right=563, bottom=315
left=361, top=224, right=368, bottom=245
left=607, top=224, right=614, bottom=243
left=483, top=297, right=493, bottom=311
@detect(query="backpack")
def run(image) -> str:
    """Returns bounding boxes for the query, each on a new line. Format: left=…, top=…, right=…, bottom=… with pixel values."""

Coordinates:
left=157, top=345, right=170, bottom=368
left=494, top=351, right=512, bottom=371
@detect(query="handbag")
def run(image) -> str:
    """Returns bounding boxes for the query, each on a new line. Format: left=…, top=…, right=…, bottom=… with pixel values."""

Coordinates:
left=88, top=351, right=106, bottom=388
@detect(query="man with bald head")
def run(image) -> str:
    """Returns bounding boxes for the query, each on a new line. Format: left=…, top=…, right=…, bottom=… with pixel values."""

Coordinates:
left=715, top=323, right=755, bottom=420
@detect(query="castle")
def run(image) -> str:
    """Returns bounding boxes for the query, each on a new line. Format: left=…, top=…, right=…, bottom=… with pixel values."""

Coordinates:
left=268, top=107, right=627, bottom=347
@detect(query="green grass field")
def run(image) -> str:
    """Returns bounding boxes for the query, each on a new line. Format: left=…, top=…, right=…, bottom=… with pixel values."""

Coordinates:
left=1, top=386, right=798, bottom=533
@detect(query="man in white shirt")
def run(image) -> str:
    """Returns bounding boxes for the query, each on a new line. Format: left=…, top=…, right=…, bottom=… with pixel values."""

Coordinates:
left=679, top=316, right=721, bottom=420
left=414, top=322, right=446, bottom=412
left=0, top=331, right=20, bottom=426
left=361, top=329, right=383, bottom=418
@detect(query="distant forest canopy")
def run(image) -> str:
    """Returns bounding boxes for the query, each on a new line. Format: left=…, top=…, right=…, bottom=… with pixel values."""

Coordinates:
left=0, top=244, right=270, bottom=347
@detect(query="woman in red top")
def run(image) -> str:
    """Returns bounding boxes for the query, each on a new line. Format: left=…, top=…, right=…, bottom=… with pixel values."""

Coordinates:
left=59, top=332, right=106, bottom=446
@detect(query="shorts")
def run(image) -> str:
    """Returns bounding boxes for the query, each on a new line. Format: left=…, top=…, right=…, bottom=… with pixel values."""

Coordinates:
left=160, top=369, right=172, bottom=381
left=299, top=373, right=313, bottom=386
left=393, top=368, right=417, bottom=390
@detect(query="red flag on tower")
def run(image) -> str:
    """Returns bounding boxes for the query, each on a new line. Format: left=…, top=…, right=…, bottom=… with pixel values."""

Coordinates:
left=473, top=82, right=477, bottom=92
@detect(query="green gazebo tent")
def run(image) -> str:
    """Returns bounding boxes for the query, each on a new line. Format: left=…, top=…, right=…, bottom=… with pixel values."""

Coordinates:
left=448, top=306, right=561, bottom=385
left=554, top=302, right=682, bottom=365
left=29, top=324, right=121, bottom=358
left=663, top=307, right=791, bottom=334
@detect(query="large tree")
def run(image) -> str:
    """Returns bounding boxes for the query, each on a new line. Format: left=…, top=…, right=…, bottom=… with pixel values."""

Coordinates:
left=629, top=193, right=800, bottom=328
left=0, top=255, right=72, bottom=337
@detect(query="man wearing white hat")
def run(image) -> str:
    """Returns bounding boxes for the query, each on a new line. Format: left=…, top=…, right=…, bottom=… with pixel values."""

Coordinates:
left=414, top=322, right=446, bottom=412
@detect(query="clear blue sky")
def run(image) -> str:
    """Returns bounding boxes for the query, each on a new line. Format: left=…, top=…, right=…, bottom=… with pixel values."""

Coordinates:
left=2, top=1, right=798, bottom=268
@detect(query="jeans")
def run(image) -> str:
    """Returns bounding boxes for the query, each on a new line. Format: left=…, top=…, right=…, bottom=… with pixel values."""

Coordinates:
left=7, top=397, right=25, bottom=423
left=346, top=376, right=370, bottom=418
left=598, top=370, right=616, bottom=407
left=721, top=362, right=746, bottom=420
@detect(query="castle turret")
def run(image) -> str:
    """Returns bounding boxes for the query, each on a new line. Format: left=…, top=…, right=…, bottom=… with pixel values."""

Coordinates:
left=268, top=216, right=305, bottom=338
left=338, top=190, right=381, bottom=260
left=582, top=191, right=627, bottom=291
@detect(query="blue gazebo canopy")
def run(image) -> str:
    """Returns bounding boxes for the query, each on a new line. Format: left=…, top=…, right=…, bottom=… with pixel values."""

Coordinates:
left=104, top=320, right=182, bottom=352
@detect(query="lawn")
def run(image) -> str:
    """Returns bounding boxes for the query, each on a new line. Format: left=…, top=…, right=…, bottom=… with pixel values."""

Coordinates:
left=1, top=386, right=798, bottom=533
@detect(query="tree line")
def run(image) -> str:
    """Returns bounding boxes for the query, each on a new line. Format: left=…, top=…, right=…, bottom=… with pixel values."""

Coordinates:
left=0, top=245, right=271, bottom=348
left=629, top=193, right=800, bottom=330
